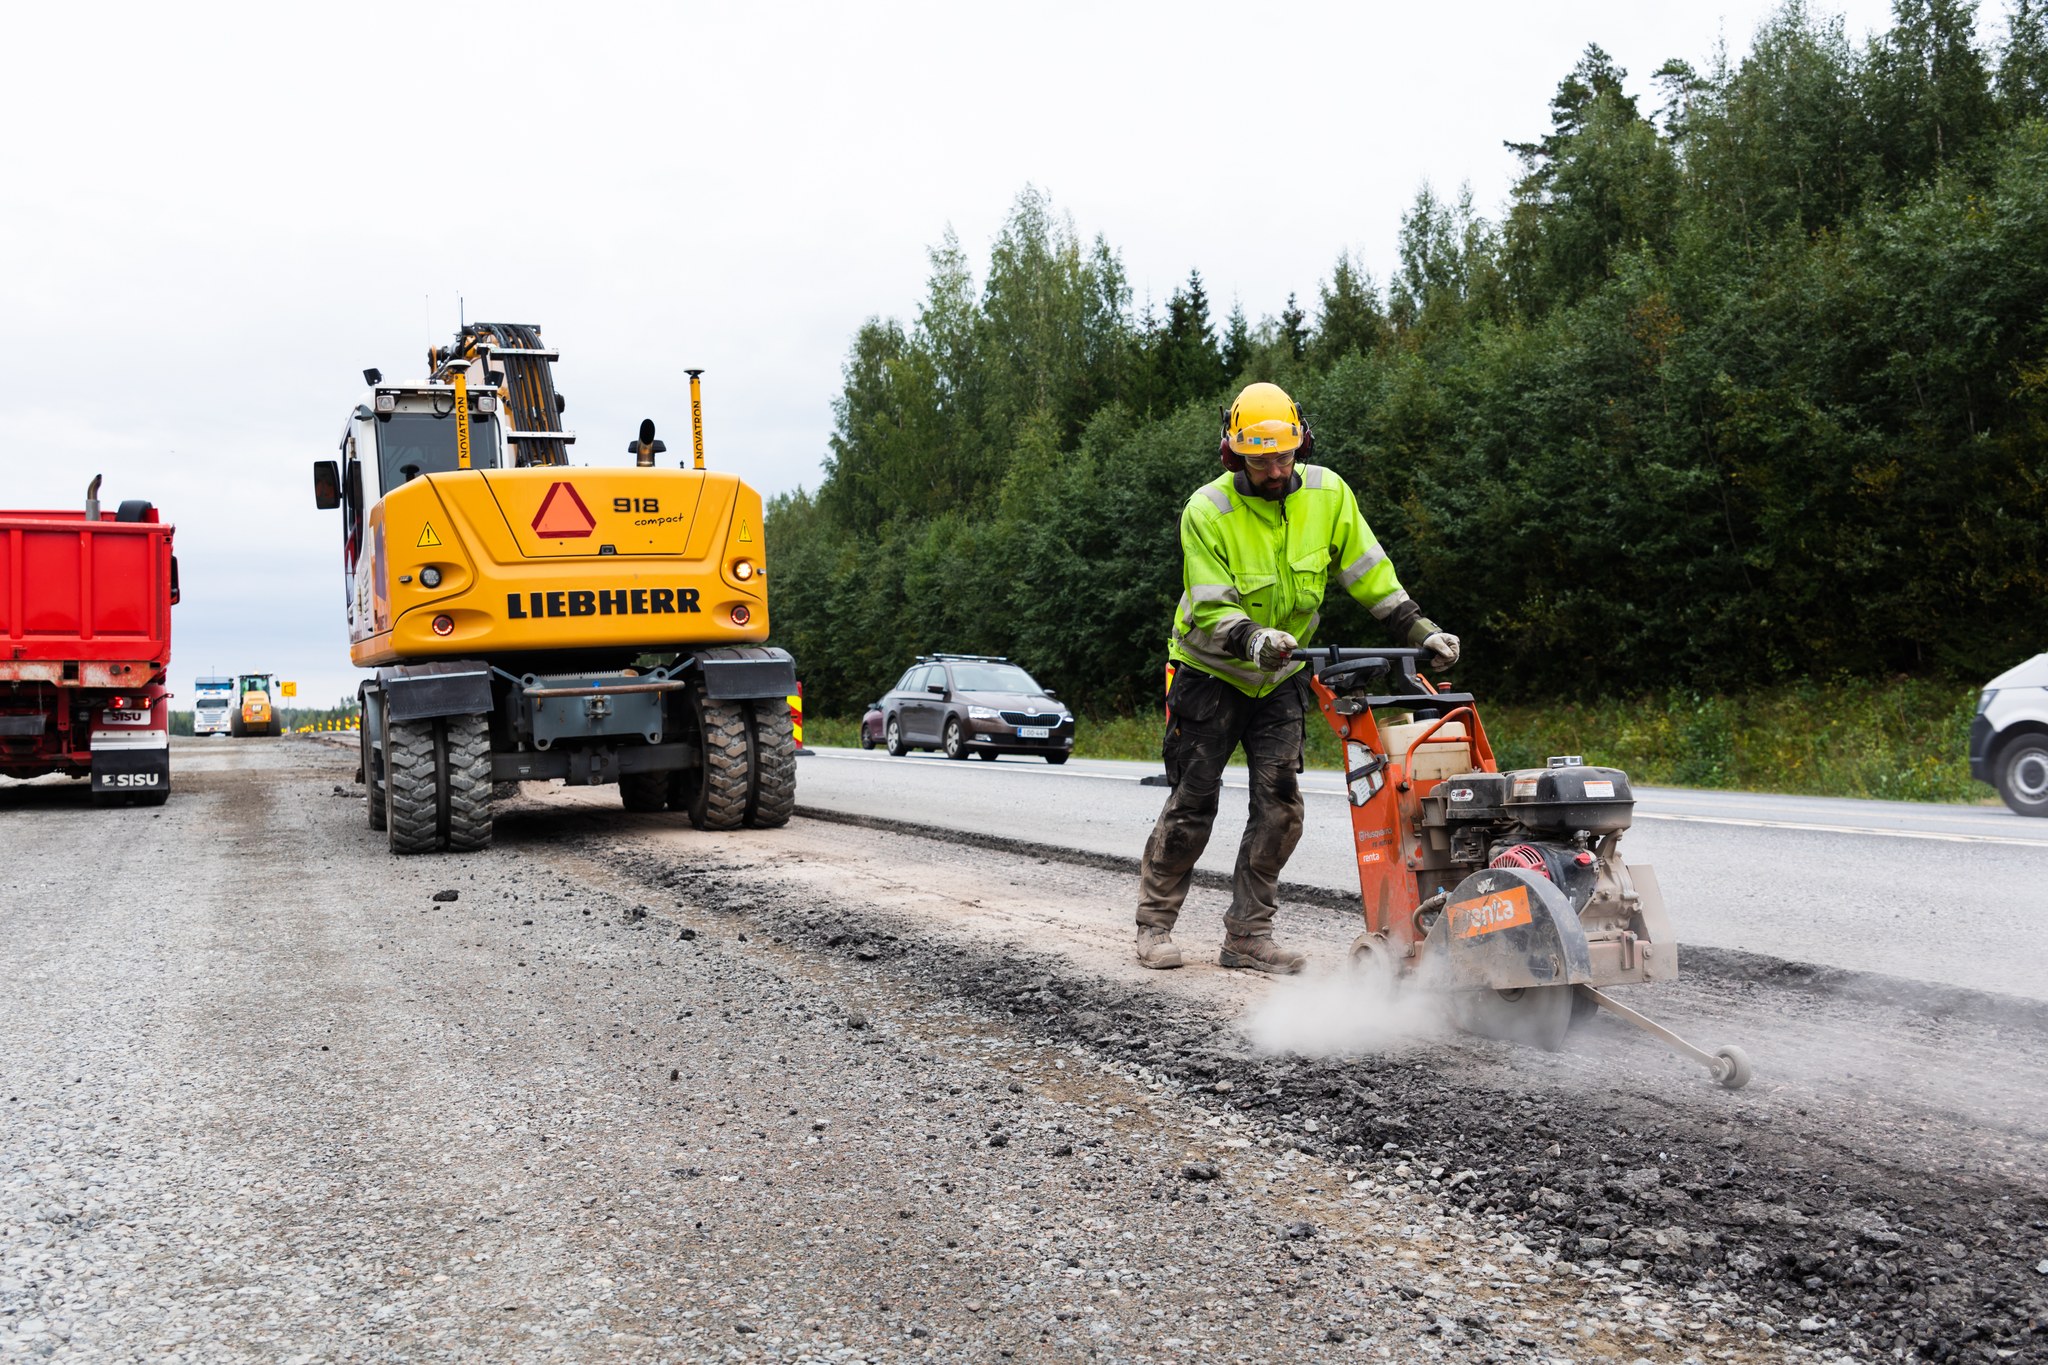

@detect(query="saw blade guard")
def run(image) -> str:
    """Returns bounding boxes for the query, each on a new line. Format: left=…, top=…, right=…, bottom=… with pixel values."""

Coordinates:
left=1422, top=866, right=1594, bottom=992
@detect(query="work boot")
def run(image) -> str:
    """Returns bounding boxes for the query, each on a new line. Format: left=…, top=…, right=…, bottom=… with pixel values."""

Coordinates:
left=1219, top=935, right=1306, bottom=975
left=1135, top=927, right=1184, bottom=970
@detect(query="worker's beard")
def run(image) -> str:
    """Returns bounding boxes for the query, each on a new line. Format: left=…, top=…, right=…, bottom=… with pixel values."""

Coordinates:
left=1236, top=467, right=1302, bottom=501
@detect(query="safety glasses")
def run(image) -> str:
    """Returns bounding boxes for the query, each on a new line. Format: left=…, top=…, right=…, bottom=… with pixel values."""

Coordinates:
left=1239, top=451, right=1297, bottom=472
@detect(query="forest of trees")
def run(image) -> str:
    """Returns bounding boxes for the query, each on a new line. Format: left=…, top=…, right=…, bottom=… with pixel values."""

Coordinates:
left=768, top=0, right=2048, bottom=716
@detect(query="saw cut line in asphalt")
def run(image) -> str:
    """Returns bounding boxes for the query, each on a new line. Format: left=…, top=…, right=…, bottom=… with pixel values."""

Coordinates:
left=1623, top=808, right=2048, bottom=847
left=807, top=748, right=2048, bottom=849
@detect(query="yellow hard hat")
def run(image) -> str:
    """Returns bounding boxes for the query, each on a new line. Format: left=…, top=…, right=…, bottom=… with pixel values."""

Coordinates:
left=1224, top=382, right=1305, bottom=457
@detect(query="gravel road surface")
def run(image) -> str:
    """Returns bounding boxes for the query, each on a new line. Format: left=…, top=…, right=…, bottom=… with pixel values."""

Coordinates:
left=3, top=738, right=2043, bottom=1363
left=792, top=748, right=2048, bottom=1002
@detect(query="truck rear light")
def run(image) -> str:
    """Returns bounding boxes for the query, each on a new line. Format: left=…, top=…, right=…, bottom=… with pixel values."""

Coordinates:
left=730, top=604, right=751, bottom=627
left=432, top=614, right=455, bottom=636
left=110, top=696, right=128, bottom=709
left=419, top=566, right=442, bottom=588
left=732, top=558, right=755, bottom=581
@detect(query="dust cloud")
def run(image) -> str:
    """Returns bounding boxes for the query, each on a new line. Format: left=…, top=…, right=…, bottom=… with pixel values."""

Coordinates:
left=1242, top=962, right=1447, bottom=1057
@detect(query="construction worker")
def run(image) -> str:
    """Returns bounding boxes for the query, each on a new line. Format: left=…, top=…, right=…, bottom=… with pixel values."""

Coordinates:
left=1136, top=381, right=1458, bottom=974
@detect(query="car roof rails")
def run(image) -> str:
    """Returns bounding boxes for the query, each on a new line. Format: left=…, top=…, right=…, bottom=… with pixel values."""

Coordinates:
left=918, top=652, right=1010, bottom=664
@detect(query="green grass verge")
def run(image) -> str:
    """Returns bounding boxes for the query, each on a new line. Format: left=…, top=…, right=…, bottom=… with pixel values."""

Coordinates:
left=805, top=676, right=1986, bottom=803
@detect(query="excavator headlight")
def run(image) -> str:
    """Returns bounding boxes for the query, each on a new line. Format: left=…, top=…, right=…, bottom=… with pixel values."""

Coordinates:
left=419, top=566, right=443, bottom=589
left=475, top=394, right=499, bottom=415
left=732, top=558, right=755, bottom=581
left=374, top=393, right=397, bottom=414
left=730, top=604, right=752, bottom=627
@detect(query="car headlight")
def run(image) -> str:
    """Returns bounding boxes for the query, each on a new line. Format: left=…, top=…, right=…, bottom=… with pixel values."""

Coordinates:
left=967, top=706, right=1000, bottom=721
left=1058, top=712, right=1074, bottom=724
left=1977, top=690, right=1997, bottom=714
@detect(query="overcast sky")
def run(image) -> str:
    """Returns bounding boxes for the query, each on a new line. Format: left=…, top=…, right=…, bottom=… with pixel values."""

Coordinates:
left=2, top=0, right=1907, bottom=706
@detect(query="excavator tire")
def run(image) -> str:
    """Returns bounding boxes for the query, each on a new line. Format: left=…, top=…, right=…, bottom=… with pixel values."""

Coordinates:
left=386, top=718, right=441, bottom=854
left=744, top=699, right=796, bottom=829
left=443, top=713, right=493, bottom=853
left=683, top=695, right=751, bottom=831
left=361, top=716, right=386, bottom=831
left=619, top=771, right=670, bottom=812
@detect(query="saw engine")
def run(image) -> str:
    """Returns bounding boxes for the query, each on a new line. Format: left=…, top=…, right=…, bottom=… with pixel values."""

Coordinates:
left=1304, top=646, right=1750, bottom=1088
left=1415, top=759, right=1672, bottom=994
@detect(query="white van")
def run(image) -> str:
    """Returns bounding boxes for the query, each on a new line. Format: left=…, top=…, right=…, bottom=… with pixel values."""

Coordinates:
left=1971, top=652, right=2048, bottom=816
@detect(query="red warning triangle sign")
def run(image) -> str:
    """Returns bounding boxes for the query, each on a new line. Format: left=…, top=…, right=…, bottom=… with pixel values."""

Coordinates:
left=532, top=481, right=596, bottom=539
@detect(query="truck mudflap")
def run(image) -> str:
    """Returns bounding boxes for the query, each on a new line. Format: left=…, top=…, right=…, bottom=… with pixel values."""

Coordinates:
left=696, top=646, right=796, bottom=701
left=1422, top=866, right=1594, bottom=992
left=90, top=746, right=170, bottom=797
left=380, top=660, right=493, bottom=723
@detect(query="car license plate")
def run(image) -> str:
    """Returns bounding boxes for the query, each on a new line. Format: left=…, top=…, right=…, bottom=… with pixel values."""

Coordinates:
left=1018, top=726, right=1050, bottom=739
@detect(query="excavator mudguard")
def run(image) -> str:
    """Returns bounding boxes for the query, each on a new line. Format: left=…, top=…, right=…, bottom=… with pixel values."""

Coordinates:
left=1422, top=866, right=1593, bottom=992
left=696, top=646, right=796, bottom=701
left=381, top=659, right=493, bottom=723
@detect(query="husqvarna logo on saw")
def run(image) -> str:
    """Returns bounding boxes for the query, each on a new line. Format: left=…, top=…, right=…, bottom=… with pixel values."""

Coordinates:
left=1451, top=884, right=1534, bottom=938
left=532, top=481, right=596, bottom=539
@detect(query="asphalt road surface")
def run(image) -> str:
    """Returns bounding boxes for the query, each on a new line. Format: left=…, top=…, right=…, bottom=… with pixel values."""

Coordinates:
left=795, top=747, right=2048, bottom=1002
left=2, top=738, right=2044, bottom=1363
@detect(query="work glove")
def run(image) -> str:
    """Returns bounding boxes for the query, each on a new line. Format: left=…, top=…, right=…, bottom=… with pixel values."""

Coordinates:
left=1421, top=631, right=1461, bottom=672
left=1246, top=627, right=1298, bottom=669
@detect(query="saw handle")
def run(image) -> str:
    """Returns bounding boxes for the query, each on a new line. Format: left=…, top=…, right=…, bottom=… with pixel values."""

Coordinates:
left=1316, top=657, right=1390, bottom=687
left=1308, top=646, right=1436, bottom=700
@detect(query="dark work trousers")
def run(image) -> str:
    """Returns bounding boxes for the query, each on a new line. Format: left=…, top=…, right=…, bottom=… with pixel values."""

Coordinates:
left=1137, top=666, right=1309, bottom=940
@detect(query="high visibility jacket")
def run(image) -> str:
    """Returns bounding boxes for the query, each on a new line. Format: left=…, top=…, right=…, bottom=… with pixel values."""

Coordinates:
left=1167, top=465, right=1414, bottom=697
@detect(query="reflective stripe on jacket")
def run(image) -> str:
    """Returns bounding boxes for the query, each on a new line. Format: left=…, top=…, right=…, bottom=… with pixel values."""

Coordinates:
left=1167, top=465, right=1408, bottom=697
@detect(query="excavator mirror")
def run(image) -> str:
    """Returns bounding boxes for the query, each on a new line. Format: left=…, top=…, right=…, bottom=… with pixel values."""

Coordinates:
left=313, top=460, right=341, bottom=510
left=363, top=368, right=382, bottom=386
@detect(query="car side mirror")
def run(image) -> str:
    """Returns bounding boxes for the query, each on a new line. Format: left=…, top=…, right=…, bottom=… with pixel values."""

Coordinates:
left=927, top=684, right=946, bottom=697
left=313, top=460, right=341, bottom=510
left=1042, top=688, right=1057, bottom=697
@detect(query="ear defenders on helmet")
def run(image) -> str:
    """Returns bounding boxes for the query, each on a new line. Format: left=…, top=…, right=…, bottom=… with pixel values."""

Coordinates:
left=1218, top=406, right=1243, bottom=471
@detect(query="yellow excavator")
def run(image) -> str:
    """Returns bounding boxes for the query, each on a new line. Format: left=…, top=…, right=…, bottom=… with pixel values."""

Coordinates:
left=313, top=322, right=794, bottom=853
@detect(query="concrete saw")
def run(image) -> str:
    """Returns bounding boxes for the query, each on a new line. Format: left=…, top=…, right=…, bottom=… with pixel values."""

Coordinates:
left=1305, top=646, right=1751, bottom=1088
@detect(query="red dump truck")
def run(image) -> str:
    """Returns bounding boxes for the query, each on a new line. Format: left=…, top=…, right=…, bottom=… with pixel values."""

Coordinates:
left=0, top=478, right=179, bottom=803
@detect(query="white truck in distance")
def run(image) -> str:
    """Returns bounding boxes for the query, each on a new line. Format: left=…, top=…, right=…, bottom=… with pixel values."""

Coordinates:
left=193, top=676, right=235, bottom=736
